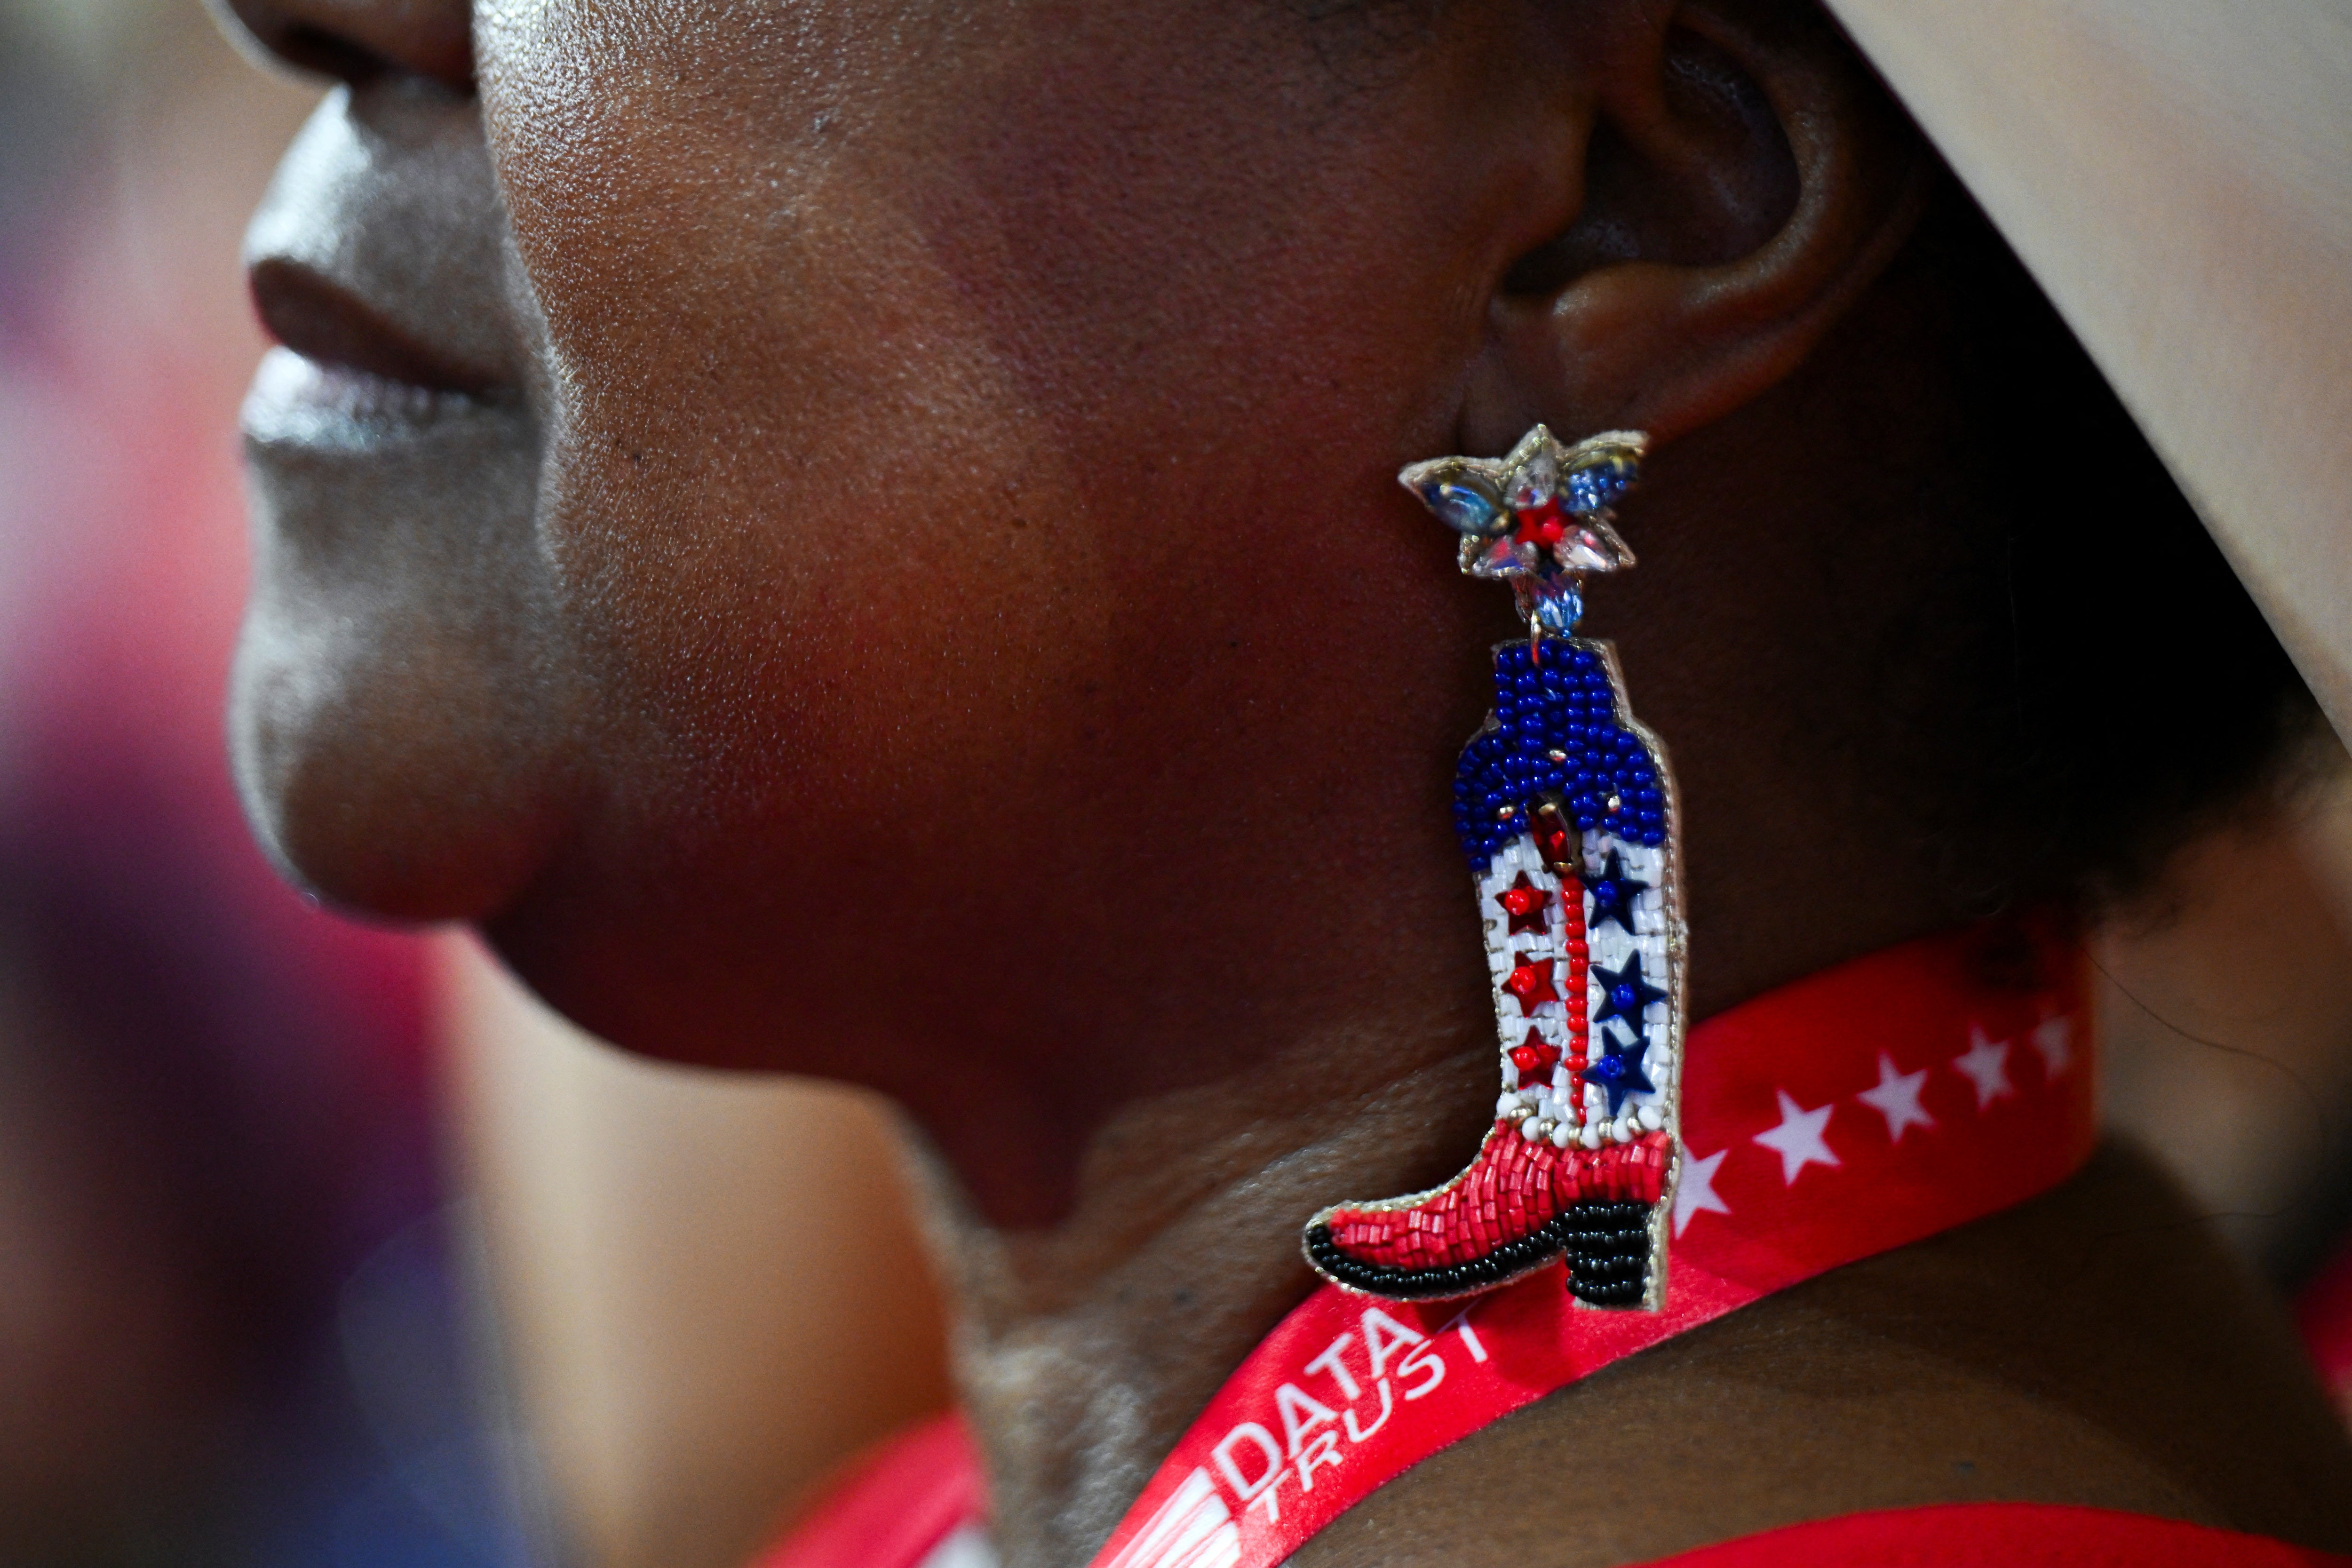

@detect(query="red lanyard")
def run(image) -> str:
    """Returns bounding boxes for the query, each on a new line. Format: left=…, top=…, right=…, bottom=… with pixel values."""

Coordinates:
left=1088, top=923, right=2095, bottom=1568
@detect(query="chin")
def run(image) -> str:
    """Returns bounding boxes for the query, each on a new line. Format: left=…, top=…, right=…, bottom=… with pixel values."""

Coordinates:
left=480, top=887, right=772, bottom=1074
left=228, top=600, right=575, bottom=925
left=232, top=336, right=576, bottom=923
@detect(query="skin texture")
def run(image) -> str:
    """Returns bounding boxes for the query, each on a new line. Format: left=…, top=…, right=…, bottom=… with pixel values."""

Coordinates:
left=211, top=0, right=2352, bottom=1562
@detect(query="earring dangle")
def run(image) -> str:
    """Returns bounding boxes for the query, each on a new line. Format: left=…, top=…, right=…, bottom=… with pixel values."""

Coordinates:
left=1302, top=427, right=1685, bottom=1308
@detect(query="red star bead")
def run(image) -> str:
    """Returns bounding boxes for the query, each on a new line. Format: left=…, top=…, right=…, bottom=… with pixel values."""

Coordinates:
left=1497, top=874, right=1549, bottom=935
left=1502, top=954, right=1560, bottom=1011
left=1509, top=1028, right=1563, bottom=1088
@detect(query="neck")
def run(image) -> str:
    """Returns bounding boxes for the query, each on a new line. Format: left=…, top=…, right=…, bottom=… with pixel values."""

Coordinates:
left=904, top=1023, right=1495, bottom=1568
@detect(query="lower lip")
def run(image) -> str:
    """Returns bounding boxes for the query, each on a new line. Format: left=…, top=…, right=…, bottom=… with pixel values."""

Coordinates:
left=241, top=346, right=492, bottom=450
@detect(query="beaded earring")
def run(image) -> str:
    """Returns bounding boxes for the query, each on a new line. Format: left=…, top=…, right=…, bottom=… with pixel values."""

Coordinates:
left=1302, top=427, right=1685, bottom=1308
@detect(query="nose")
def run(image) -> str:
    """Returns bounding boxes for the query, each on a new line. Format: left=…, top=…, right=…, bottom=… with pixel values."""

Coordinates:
left=208, top=0, right=473, bottom=90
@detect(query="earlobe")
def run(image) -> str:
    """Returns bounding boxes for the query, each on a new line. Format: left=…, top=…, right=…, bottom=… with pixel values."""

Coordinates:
left=1465, top=0, right=1929, bottom=449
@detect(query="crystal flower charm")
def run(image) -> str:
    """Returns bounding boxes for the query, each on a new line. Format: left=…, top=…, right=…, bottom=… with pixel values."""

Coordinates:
left=1398, top=426, right=1647, bottom=582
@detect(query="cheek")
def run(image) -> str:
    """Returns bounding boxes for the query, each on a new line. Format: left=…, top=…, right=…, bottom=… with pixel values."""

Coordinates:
left=477, top=0, right=1099, bottom=733
left=473, top=0, right=1496, bottom=903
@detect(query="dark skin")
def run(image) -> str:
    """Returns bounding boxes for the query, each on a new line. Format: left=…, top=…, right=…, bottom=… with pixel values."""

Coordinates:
left=214, top=0, right=2352, bottom=1560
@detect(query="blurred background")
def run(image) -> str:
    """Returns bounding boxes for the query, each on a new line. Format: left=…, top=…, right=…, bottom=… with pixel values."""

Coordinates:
left=0, top=4, right=947, bottom=1565
left=0, top=3, right=2344, bottom=1566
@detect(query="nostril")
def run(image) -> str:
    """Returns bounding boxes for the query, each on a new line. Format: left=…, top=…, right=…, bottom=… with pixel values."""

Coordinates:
left=210, top=0, right=474, bottom=93
left=271, top=22, right=396, bottom=85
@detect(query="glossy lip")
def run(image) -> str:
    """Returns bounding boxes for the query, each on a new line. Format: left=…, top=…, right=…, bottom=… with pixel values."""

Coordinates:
left=241, top=255, right=517, bottom=450
left=242, top=345, right=495, bottom=449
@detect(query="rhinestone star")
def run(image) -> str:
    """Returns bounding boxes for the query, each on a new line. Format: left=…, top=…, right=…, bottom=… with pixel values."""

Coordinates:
left=1397, top=426, right=1647, bottom=581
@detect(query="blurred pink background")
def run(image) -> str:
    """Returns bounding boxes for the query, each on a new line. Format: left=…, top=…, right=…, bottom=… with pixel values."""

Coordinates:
left=0, top=3, right=517, bottom=1561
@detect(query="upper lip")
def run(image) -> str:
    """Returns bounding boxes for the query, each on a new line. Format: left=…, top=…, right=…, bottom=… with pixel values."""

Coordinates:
left=249, top=256, right=509, bottom=397
left=241, top=83, right=522, bottom=402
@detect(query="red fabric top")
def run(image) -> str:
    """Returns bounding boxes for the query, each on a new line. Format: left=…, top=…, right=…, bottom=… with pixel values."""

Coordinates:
left=2298, top=1231, right=2352, bottom=1424
left=761, top=1415, right=986, bottom=1568
left=756, top=1412, right=2350, bottom=1568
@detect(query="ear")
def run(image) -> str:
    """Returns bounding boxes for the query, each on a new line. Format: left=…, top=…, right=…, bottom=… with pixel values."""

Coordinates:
left=1462, top=0, right=1931, bottom=449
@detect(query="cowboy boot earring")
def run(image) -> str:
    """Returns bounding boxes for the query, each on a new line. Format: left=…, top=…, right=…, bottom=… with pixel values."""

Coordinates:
left=1303, top=428, right=1685, bottom=1308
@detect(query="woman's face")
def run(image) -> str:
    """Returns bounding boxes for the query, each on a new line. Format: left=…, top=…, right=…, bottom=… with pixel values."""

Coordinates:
left=230, top=0, right=1954, bottom=1217
left=234, top=0, right=1579, bottom=1091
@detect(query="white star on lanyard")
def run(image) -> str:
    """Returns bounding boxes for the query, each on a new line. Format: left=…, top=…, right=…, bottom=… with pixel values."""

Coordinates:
left=1856, top=1052, right=1935, bottom=1143
left=1673, top=1147, right=1731, bottom=1237
left=2030, top=1016, right=2074, bottom=1078
left=1952, top=1027, right=2014, bottom=1109
left=1753, top=1090, right=1841, bottom=1186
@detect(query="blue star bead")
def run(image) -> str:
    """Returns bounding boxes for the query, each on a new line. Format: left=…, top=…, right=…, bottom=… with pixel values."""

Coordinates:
left=1589, top=950, right=1667, bottom=1039
left=1583, top=1043, right=1657, bottom=1118
left=1585, top=846, right=1650, bottom=935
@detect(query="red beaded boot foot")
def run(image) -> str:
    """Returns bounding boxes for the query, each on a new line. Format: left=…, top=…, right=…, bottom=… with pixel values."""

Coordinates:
left=1304, top=1120, right=1673, bottom=1300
